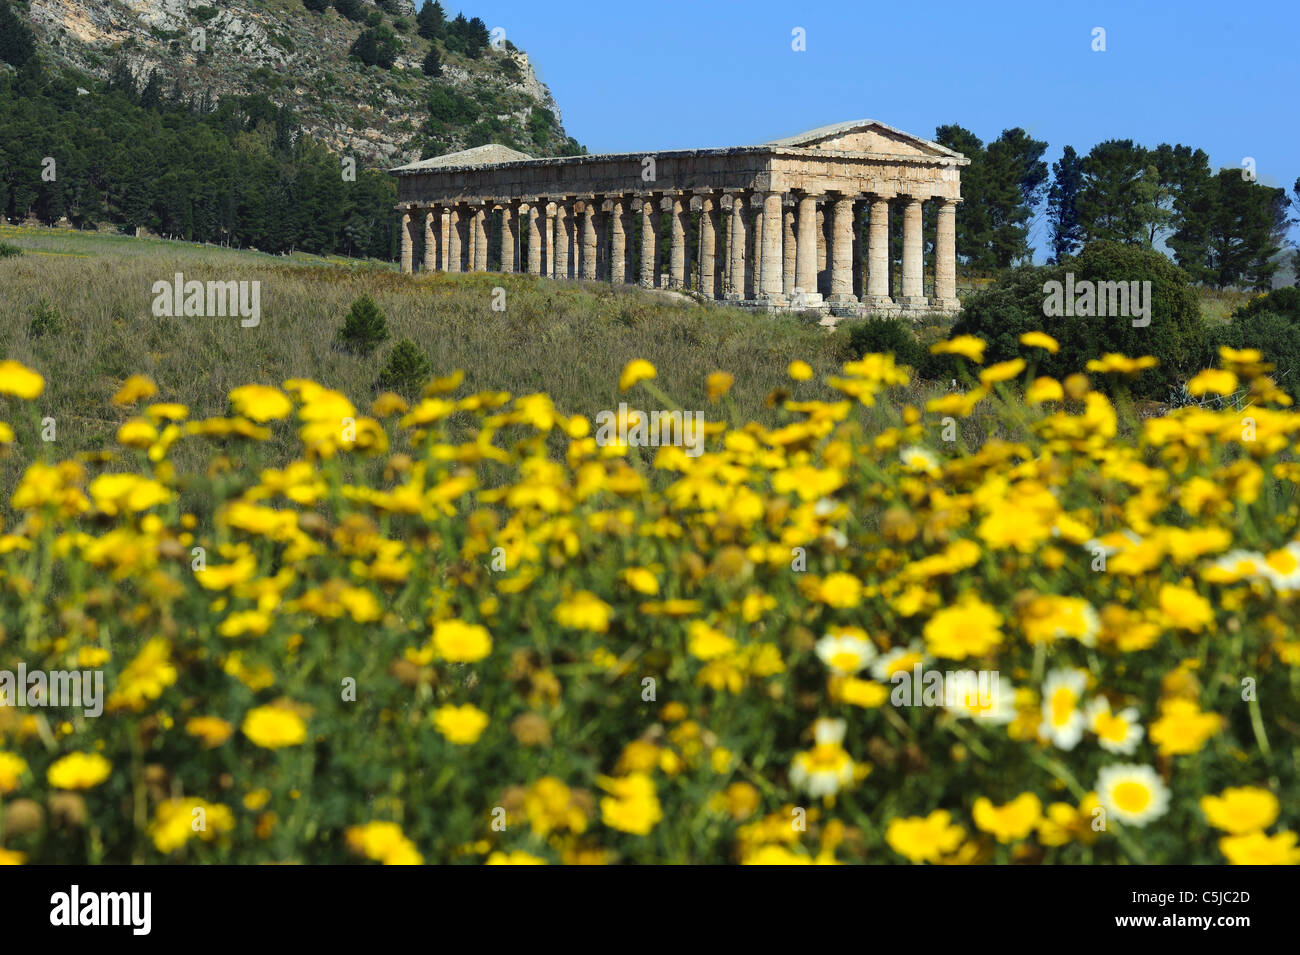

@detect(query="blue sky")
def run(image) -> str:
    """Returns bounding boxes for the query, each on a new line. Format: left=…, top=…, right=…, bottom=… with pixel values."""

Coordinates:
left=441, top=0, right=1299, bottom=257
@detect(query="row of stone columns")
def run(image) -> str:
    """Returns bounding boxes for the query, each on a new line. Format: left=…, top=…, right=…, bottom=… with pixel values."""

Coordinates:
left=399, top=191, right=960, bottom=310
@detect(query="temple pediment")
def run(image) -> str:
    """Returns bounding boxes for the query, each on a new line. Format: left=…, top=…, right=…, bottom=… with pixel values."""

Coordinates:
left=763, top=120, right=964, bottom=161
left=392, top=144, right=533, bottom=173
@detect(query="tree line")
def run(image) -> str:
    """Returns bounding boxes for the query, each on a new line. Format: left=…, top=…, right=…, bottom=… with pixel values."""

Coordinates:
left=0, top=56, right=397, bottom=259
left=937, top=125, right=1295, bottom=289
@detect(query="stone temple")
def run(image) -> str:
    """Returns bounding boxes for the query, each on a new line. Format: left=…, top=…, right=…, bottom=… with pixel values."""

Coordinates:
left=390, top=120, right=967, bottom=318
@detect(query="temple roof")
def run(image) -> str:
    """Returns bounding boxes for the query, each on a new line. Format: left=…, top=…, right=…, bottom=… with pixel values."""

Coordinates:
left=762, top=120, right=965, bottom=160
left=391, top=144, right=533, bottom=172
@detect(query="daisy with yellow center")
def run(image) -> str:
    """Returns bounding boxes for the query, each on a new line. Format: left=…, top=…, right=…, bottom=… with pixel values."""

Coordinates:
left=871, top=642, right=927, bottom=681
left=1085, top=697, right=1144, bottom=755
left=1039, top=668, right=1088, bottom=751
left=788, top=718, right=856, bottom=799
left=814, top=628, right=877, bottom=675
left=1096, top=764, right=1170, bottom=827
left=899, top=445, right=940, bottom=476
left=1259, top=543, right=1300, bottom=593
left=1200, top=786, right=1279, bottom=835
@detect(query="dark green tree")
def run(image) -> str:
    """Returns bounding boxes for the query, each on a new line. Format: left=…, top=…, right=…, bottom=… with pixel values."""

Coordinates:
left=416, top=0, right=446, bottom=40
left=1046, top=145, right=1084, bottom=263
left=377, top=339, right=433, bottom=396
left=422, top=46, right=442, bottom=77
left=0, top=1, right=36, bottom=68
left=335, top=294, right=391, bottom=355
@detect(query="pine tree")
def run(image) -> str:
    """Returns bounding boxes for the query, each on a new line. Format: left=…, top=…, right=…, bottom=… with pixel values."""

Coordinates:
left=335, top=294, right=391, bottom=355
left=377, top=339, right=432, bottom=396
left=416, top=0, right=446, bottom=40
left=1046, top=146, right=1084, bottom=263
left=422, top=46, right=442, bottom=77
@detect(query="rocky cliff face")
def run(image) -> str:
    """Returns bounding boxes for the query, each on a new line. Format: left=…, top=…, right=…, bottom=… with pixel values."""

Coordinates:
left=24, top=0, right=575, bottom=163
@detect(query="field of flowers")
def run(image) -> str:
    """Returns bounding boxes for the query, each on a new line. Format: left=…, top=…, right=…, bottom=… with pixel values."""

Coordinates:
left=0, top=333, right=1298, bottom=864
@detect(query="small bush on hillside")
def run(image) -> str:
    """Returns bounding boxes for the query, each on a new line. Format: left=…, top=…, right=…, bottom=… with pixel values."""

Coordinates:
left=303, top=0, right=330, bottom=12
left=333, top=0, right=365, bottom=22
left=28, top=298, right=61, bottom=337
left=335, top=294, right=390, bottom=356
left=951, top=241, right=1203, bottom=399
left=0, top=242, right=22, bottom=258
left=376, top=339, right=432, bottom=396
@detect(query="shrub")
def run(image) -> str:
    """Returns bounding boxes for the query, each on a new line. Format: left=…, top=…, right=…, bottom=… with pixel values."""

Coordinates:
left=27, top=297, right=61, bottom=337
left=950, top=241, right=1204, bottom=399
left=349, top=27, right=400, bottom=69
left=845, top=317, right=928, bottom=372
left=302, top=0, right=330, bottom=11
left=421, top=47, right=442, bottom=77
left=0, top=242, right=22, bottom=259
left=335, top=294, right=390, bottom=356
left=1205, top=287, right=1300, bottom=394
left=332, top=0, right=365, bottom=22
left=376, top=338, right=432, bottom=396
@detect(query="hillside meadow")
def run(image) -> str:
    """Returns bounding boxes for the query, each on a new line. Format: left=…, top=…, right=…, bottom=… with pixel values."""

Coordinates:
left=0, top=225, right=1296, bottom=866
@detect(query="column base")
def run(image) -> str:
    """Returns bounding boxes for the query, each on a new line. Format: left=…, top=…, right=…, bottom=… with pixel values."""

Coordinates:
left=863, top=295, right=894, bottom=309
left=825, top=293, right=858, bottom=306
left=789, top=289, right=823, bottom=308
left=758, top=293, right=788, bottom=307
left=930, top=297, right=962, bottom=312
left=896, top=295, right=928, bottom=307
left=723, top=291, right=744, bottom=301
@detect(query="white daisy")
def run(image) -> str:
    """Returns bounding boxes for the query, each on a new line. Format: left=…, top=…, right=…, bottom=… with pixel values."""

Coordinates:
left=943, top=670, right=1016, bottom=724
left=1085, top=697, right=1144, bottom=755
left=1096, top=764, right=1170, bottom=827
left=789, top=718, right=854, bottom=798
left=1039, top=667, right=1088, bottom=750
left=1258, top=543, right=1300, bottom=593
left=871, top=641, right=927, bottom=682
left=814, top=629, right=877, bottom=675
left=899, top=445, right=940, bottom=475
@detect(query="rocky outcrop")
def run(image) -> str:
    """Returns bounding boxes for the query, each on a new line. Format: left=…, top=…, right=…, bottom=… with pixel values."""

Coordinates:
left=24, top=0, right=574, bottom=162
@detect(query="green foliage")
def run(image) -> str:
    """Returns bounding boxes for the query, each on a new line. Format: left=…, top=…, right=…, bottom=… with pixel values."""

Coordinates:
left=951, top=241, right=1204, bottom=398
left=1206, top=288, right=1300, bottom=393
left=443, top=13, right=490, bottom=58
left=422, top=46, right=442, bottom=77
left=333, top=0, right=366, bottom=22
left=377, top=338, right=432, bottom=396
left=192, top=5, right=218, bottom=21
left=27, top=296, right=61, bottom=337
left=0, top=69, right=396, bottom=258
left=416, top=0, right=446, bottom=40
left=846, top=317, right=928, bottom=372
left=335, top=294, right=391, bottom=356
left=0, top=241, right=21, bottom=258
left=0, top=1, right=37, bottom=68
left=350, top=26, right=400, bottom=69
left=302, top=0, right=330, bottom=12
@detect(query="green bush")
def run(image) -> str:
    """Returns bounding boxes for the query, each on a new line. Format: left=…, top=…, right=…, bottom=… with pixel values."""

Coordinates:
left=377, top=338, right=432, bottom=396
left=0, top=242, right=22, bottom=259
left=846, top=317, right=928, bottom=371
left=28, top=297, right=61, bottom=337
left=950, top=241, right=1204, bottom=399
left=1205, top=287, right=1300, bottom=394
left=335, top=294, right=390, bottom=356
left=332, top=0, right=365, bottom=22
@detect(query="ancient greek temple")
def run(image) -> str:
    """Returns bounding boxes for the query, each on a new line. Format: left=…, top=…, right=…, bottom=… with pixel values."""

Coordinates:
left=390, top=120, right=967, bottom=316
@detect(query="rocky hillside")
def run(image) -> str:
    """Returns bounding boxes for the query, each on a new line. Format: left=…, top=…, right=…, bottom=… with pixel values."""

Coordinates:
left=21, top=0, right=581, bottom=163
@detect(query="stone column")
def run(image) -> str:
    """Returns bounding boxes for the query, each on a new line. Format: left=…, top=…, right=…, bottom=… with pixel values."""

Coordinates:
left=446, top=206, right=462, bottom=273
left=782, top=206, right=797, bottom=296
left=827, top=196, right=857, bottom=305
left=399, top=210, right=414, bottom=274
left=440, top=207, right=451, bottom=272
left=500, top=202, right=517, bottom=273
left=639, top=196, right=658, bottom=289
left=423, top=208, right=438, bottom=272
left=698, top=194, right=719, bottom=299
left=726, top=194, right=747, bottom=299
left=898, top=196, right=925, bottom=305
left=479, top=206, right=492, bottom=272
left=865, top=195, right=890, bottom=306
left=748, top=197, right=763, bottom=300
left=544, top=202, right=556, bottom=277
left=580, top=199, right=598, bottom=280
left=553, top=200, right=571, bottom=279
left=621, top=202, right=636, bottom=282
left=758, top=191, right=785, bottom=303
left=933, top=198, right=960, bottom=310
left=668, top=194, right=687, bottom=290
left=526, top=203, right=542, bottom=276
left=794, top=193, right=822, bottom=306
left=609, top=196, right=627, bottom=284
